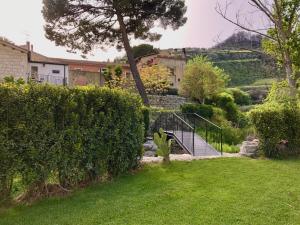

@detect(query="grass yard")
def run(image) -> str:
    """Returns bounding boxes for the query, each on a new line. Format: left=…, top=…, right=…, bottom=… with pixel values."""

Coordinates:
left=1, top=158, right=300, bottom=225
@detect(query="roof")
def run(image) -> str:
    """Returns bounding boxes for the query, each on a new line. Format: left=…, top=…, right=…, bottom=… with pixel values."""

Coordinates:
left=135, top=51, right=186, bottom=63
left=18, top=41, right=130, bottom=69
left=52, top=58, right=130, bottom=68
left=0, top=39, right=28, bottom=54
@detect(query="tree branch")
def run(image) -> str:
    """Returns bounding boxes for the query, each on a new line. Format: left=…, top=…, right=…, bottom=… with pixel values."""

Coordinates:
left=215, top=2, right=276, bottom=41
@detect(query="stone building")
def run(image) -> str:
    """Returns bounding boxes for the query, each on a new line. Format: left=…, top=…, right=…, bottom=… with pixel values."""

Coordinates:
left=0, top=38, right=29, bottom=81
left=136, top=50, right=187, bottom=89
left=0, top=38, right=131, bottom=87
left=55, top=58, right=132, bottom=87
left=21, top=42, right=69, bottom=85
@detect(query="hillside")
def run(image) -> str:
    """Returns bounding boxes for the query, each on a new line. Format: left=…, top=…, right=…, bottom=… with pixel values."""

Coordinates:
left=181, top=48, right=282, bottom=87
left=173, top=32, right=284, bottom=87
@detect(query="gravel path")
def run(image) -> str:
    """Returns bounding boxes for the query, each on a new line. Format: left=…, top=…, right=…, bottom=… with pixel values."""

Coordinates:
left=142, top=153, right=241, bottom=164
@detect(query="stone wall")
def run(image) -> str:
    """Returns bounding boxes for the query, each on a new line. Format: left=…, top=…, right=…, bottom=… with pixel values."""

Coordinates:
left=148, top=95, right=189, bottom=110
left=69, top=70, right=104, bottom=87
left=0, top=44, right=29, bottom=81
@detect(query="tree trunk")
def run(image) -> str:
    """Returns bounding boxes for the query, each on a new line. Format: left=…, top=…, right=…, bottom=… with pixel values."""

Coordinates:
left=116, top=13, right=150, bottom=106
left=283, top=50, right=297, bottom=97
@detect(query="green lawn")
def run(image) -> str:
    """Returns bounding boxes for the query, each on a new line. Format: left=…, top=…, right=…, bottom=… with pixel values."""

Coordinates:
left=1, top=158, right=300, bottom=225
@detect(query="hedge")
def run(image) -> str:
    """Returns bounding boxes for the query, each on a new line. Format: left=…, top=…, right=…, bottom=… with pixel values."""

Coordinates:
left=250, top=103, right=300, bottom=158
left=180, top=103, right=214, bottom=119
left=0, top=84, right=144, bottom=203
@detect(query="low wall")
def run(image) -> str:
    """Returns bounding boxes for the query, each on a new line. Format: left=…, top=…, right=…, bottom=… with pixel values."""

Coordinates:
left=148, top=95, right=189, bottom=110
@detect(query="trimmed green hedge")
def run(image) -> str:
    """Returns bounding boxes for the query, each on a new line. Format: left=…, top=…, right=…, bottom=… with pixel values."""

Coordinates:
left=250, top=103, right=300, bottom=158
left=0, top=84, right=144, bottom=203
left=227, top=88, right=252, bottom=105
left=181, top=103, right=214, bottom=119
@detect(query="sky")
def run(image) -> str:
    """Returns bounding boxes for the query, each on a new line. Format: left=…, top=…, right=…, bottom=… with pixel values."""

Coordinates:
left=0, top=0, right=262, bottom=61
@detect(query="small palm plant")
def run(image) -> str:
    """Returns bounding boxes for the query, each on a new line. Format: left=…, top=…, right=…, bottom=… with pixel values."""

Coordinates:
left=154, top=128, right=172, bottom=164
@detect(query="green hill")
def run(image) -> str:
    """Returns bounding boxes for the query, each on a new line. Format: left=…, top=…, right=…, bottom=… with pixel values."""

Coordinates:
left=189, top=49, right=283, bottom=87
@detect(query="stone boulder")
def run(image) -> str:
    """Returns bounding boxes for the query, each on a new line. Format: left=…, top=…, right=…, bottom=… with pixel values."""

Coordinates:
left=240, top=139, right=259, bottom=157
left=143, top=139, right=158, bottom=157
left=143, top=139, right=158, bottom=151
left=144, top=151, right=156, bottom=157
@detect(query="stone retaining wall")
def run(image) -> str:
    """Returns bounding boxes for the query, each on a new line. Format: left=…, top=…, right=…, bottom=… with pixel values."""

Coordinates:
left=148, top=95, right=190, bottom=110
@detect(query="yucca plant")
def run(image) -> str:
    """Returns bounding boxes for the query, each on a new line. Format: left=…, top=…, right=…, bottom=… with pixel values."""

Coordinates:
left=154, top=128, right=172, bottom=164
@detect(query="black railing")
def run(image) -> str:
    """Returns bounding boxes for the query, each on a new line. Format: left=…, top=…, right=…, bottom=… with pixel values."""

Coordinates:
left=180, top=113, right=223, bottom=154
left=152, top=112, right=222, bottom=156
left=172, top=113, right=195, bottom=155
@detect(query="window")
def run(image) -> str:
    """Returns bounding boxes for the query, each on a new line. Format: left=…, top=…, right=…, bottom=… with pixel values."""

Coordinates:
left=31, top=66, right=38, bottom=80
left=52, top=70, right=60, bottom=74
left=178, top=78, right=181, bottom=82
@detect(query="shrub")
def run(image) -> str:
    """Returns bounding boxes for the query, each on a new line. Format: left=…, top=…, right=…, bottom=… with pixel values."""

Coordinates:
left=250, top=103, right=300, bottom=158
left=181, top=103, right=214, bottom=119
left=212, top=92, right=239, bottom=123
left=0, top=84, right=144, bottom=200
left=266, top=80, right=296, bottom=103
left=210, top=108, right=248, bottom=145
left=180, top=56, right=228, bottom=103
left=227, top=88, right=251, bottom=105
left=154, top=128, right=172, bottom=164
left=166, top=88, right=178, bottom=96
left=142, top=107, right=150, bottom=137
left=212, top=143, right=240, bottom=153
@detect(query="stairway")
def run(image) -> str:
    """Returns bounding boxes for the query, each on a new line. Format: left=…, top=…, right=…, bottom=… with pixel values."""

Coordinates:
left=153, top=113, right=223, bottom=156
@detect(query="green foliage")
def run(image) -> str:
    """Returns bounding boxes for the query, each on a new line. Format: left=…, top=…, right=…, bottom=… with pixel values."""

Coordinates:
left=142, top=107, right=150, bottom=137
left=114, top=66, right=123, bottom=78
left=211, top=92, right=239, bottom=123
left=103, top=66, right=113, bottom=82
left=214, top=59, right=279, bottom=86
left=132, top=44, right=159, bottom=59
left=266, top=80, right=296, bottom=103
left=154, top=128, right=172, bottom=164
left=166, top=88, right=178, bottom=96
left=180, top=103, right=214, bottom=119
left=210, top=107, right=249, bottom=145
left=3, top=76, right=25, bottom=85
left=212, top=143, right=240, bottom=153
left=180, top=56, right=228, bottom=103
left=250, top=103, right=300, bottom=158
left=227, top=88, right=251, bottom=105
left=194, top=49, right=282, bottom=86
left=3, top=159, right=300, bottom=225
left=0, top=84, right=144, bottom=200
left=43, top=0, right=187, bottom=54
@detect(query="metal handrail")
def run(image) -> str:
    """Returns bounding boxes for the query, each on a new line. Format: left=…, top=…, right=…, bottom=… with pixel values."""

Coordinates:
left=173, top=113, right=194, bottom=131
left=151, top=112, right=222, bottom=156
left=181, top=113, right=222, bottom=130
left=178, top=113, right=223, bottom=155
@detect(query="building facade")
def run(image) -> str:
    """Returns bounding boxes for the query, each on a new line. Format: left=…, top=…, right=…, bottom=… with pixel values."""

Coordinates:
left=0, top=39, right=29, bottom=81
left=56, top=58, right=131, bottom=87
left=20, top=42, right=69, bottom=85
left=136, top=52, right=186, bottom=89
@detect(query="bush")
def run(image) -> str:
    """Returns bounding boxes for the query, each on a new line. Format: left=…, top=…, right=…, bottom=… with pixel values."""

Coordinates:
left=181, top=103, right=214, bottom=119
left=227, top=88, right=251, bottom=105
left=166, top=88, right=178, bottom=96
left=211, top=92, right=239, bottom=123
left=250, top=103, right=300, bottom=158
left=142, top=107, right=150, bottom=137
left=0, top=84, right=144, bottom=200
left=180, top=56, right=228, bottom=103
left=210, top=107, right=248, bottom=145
